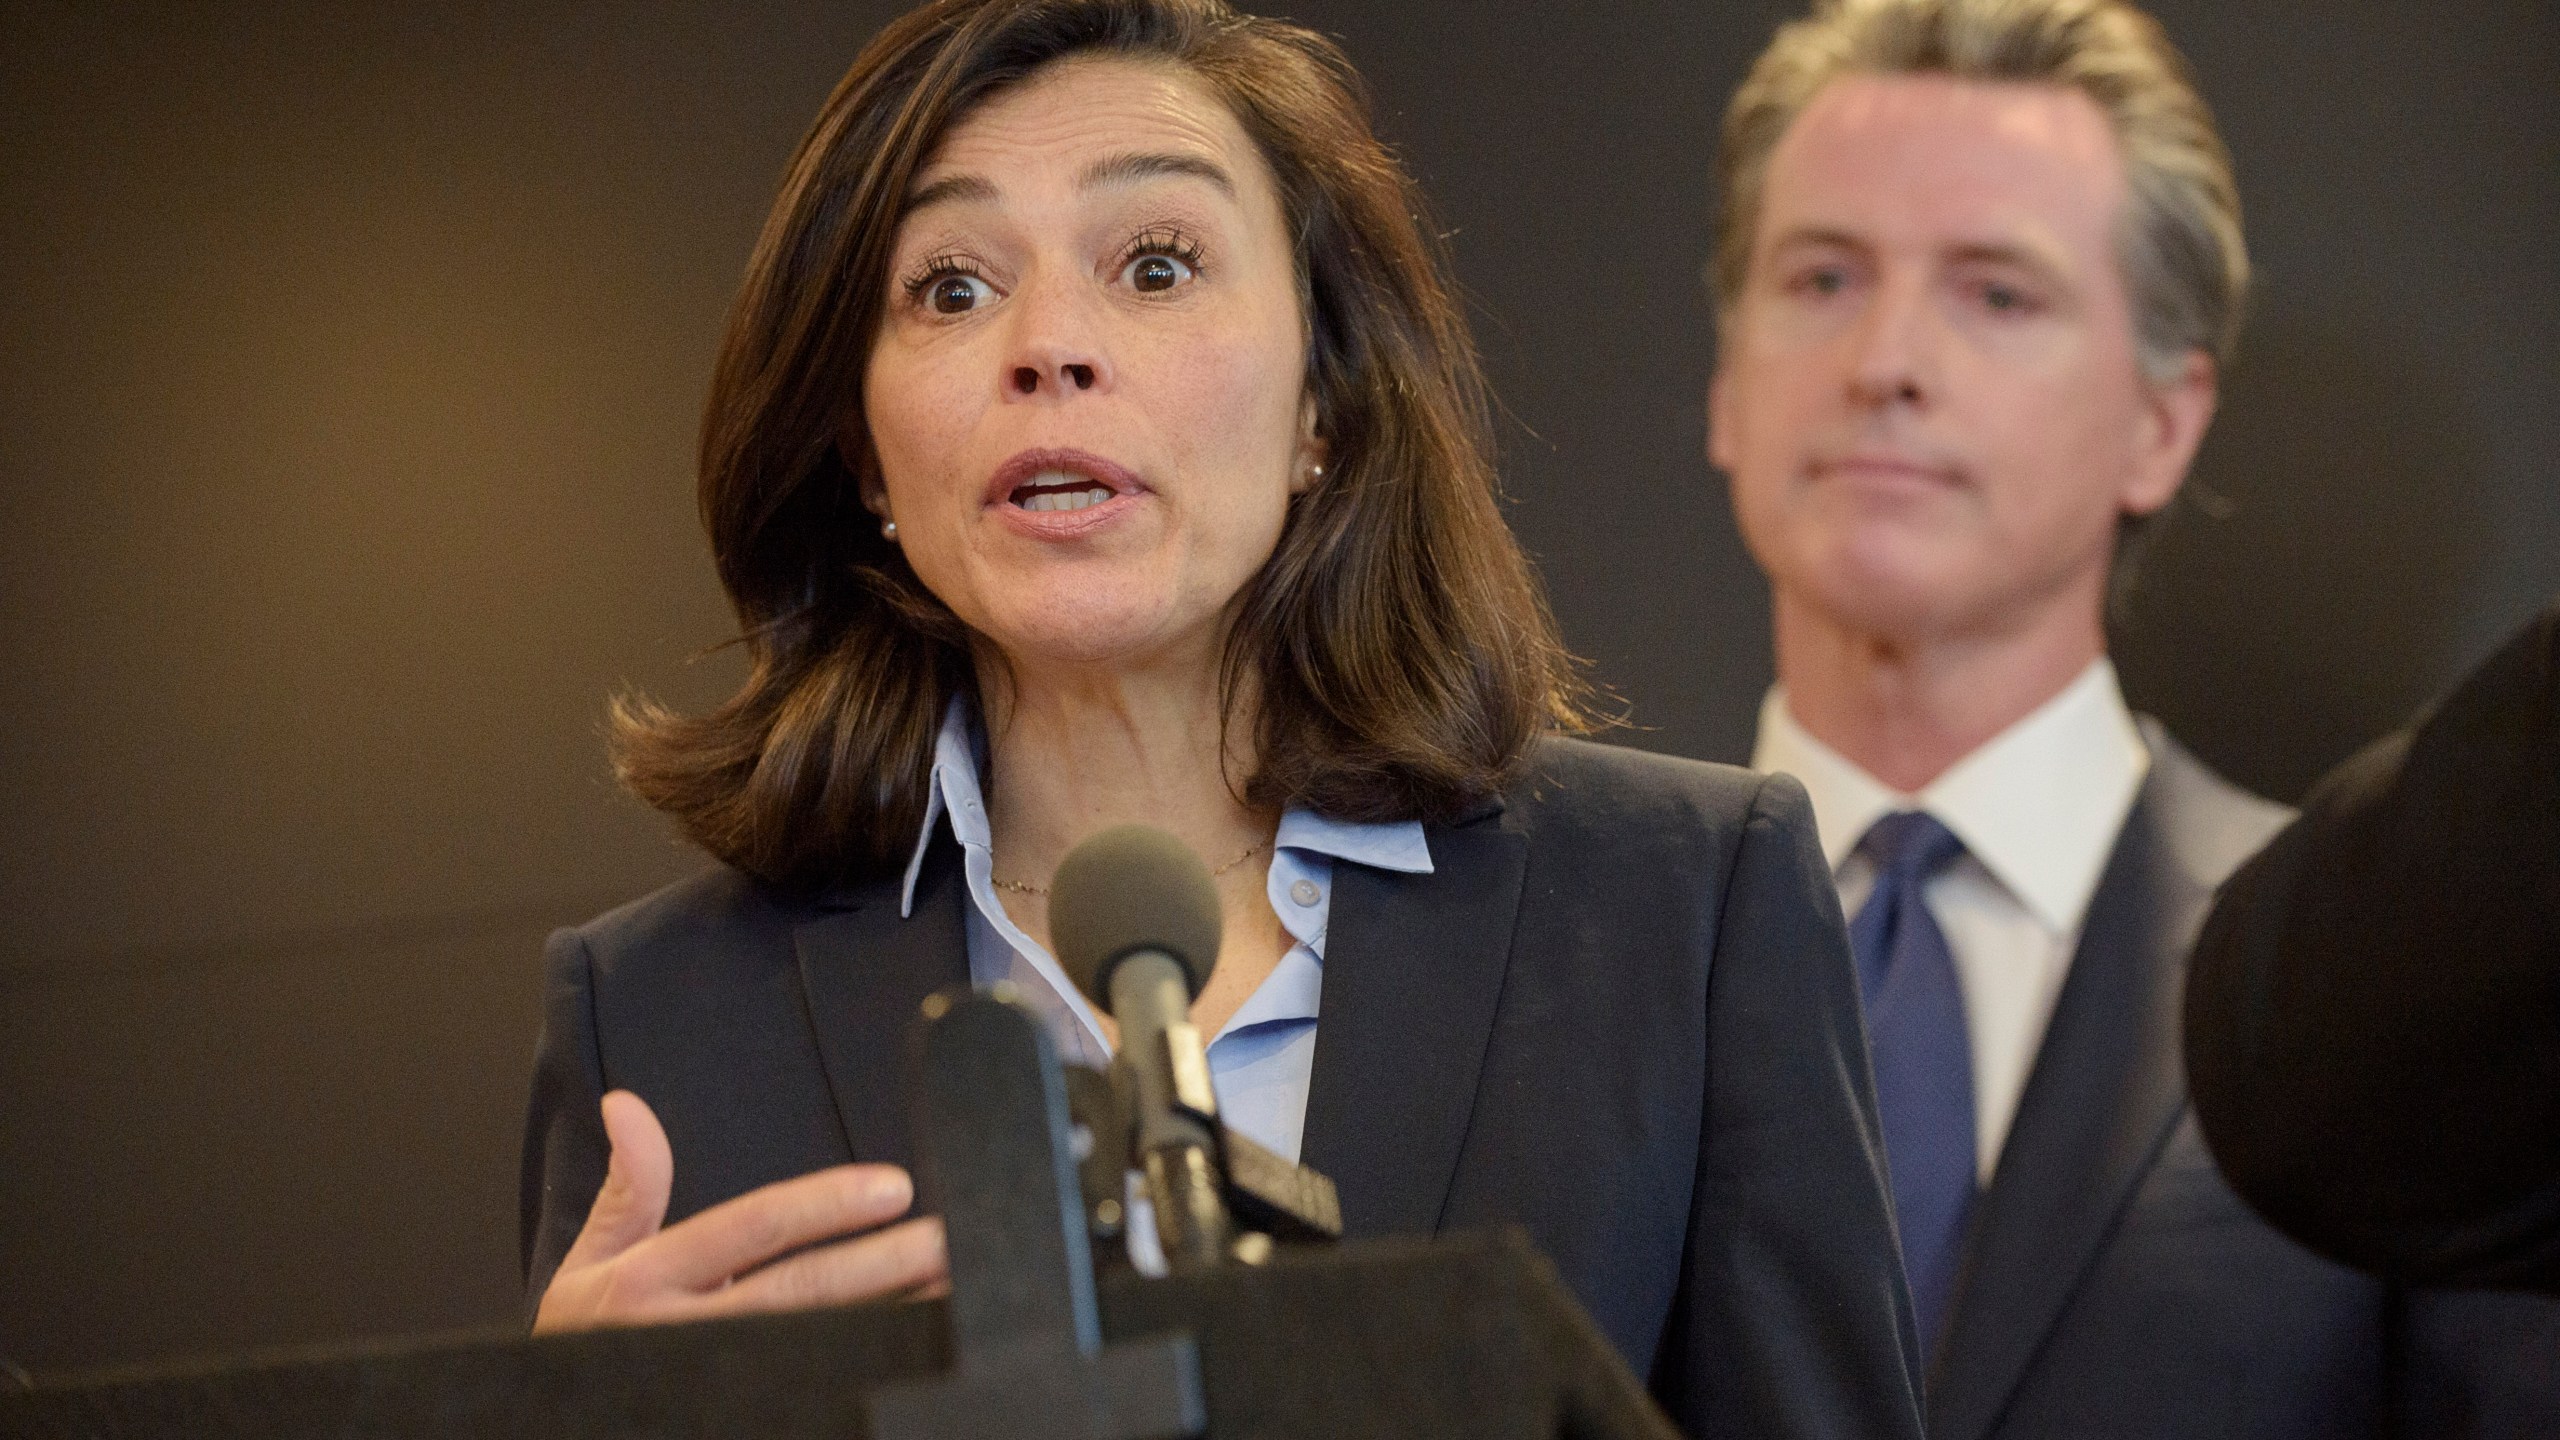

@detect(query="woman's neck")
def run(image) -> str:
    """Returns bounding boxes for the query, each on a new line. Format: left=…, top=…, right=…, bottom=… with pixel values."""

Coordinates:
left=976, top=647, right=1291, bottom=1044
left=977, top=651, right=1274, bottom=894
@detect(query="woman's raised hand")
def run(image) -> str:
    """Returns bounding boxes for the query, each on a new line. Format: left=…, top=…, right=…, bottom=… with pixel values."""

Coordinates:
left=533, top=1090, right=948, bottom=1333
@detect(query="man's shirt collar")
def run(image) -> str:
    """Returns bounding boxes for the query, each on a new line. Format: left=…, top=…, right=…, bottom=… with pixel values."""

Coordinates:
left=1751, top=658, right=2150, bottom=935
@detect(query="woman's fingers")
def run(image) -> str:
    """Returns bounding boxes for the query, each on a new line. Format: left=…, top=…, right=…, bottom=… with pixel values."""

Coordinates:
left=642, top=1163, right=919, bottom=1293
left=554, top=1091, right=675, bottom=1274
left=535, top=1099, right=933, bottom=1334
left=705, top=1216, right=950, bottom=1318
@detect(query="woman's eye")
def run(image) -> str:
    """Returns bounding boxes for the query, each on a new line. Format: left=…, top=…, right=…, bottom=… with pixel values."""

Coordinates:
left=1125, top=253, right=1195, bottom=293
left=926, top=273, right=992, bottom=314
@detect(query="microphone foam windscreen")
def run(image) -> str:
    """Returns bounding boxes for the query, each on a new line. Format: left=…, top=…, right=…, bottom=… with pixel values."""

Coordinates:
left=1049, top=823, right=1224, bottom=1006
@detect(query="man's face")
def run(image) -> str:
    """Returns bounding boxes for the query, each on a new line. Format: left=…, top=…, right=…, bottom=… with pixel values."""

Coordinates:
left=1710, top=73, right=2213, bottom=645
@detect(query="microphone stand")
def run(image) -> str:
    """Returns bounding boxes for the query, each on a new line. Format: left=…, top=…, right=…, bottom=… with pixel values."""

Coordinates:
left=869, top=986, right=1203, bottom=1440
left=1107, top=952, right=1235, bottom=1271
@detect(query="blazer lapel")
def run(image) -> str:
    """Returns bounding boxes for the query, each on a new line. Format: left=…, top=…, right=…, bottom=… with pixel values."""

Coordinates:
left=792, top=830, right=972, bottom=1174
left=1299, top=805, right=1527, bottom=1239
left=1926, top=775, right=2200, bottom=1440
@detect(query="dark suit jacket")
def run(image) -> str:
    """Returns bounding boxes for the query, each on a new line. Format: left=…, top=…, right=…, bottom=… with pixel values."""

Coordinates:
left=1927, top=722, right=2559, bottom=1440
left=521, top=737, right=1924, bottom=1440
left=2189, top=600, right=2560, bottom=1292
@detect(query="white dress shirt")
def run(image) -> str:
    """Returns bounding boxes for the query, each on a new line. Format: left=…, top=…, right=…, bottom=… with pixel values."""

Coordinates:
left=1751, top=659, right=2150, bottom=1183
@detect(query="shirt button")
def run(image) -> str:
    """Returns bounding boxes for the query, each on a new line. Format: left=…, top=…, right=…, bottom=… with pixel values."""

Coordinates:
left=1289, top=879, right=1321, bottom=907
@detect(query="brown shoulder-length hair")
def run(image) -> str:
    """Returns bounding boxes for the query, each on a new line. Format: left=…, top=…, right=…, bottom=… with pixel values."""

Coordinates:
left=613, top=0, right=1595, bottom=892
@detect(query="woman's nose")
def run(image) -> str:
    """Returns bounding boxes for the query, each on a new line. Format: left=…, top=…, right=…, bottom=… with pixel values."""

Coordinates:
left=1012, top=360, right=1096, bottom=394
left=1002, top=278, right=1112, bottom=400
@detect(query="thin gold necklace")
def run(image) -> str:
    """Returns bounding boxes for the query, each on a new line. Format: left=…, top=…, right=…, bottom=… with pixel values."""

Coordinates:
left=992, top=834, right=1272, bottom=897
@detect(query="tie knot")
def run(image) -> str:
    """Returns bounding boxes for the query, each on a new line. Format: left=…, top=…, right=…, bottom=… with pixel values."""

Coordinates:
left=1859, top=810, right=1964, bottom=885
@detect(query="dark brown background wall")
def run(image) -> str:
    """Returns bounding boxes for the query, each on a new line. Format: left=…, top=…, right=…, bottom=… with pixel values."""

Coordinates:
left=3, top=0, right=2553, bottom=1375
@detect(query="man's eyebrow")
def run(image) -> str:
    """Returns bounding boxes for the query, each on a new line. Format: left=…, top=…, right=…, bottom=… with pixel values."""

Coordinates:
left=1765, top=225, right=1869, bottom=256
left=1080, top=150, right=1234, bottom=197
left=901, top=172, right=998, bottom=218
left=1942, top=239, right=2074, bottom=286
left=1764, top=228, right=2074, bottom=284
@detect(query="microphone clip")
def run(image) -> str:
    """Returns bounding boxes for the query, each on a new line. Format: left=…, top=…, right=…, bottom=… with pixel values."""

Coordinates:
left=1063, top=1052, right=1343, bottom=1267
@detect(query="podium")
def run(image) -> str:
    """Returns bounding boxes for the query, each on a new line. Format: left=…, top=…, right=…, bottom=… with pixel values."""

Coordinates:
left=1, top=1229, right=1680, bottom=1439
left=11, top=987, right=1688, bottom=1439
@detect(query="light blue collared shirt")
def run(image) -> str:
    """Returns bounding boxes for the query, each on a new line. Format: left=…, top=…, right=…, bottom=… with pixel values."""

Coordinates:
left=899, top=701, right=1432, bottom=1163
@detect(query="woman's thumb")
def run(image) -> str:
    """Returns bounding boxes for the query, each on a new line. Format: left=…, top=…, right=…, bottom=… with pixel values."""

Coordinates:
left=561, top=1090, right=675, bottom=1268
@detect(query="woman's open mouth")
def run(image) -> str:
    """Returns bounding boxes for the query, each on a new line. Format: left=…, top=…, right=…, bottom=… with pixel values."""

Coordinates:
left=985, top=448, right=1144, bottom=533
left=1009, top=472, right=1119, bottom=512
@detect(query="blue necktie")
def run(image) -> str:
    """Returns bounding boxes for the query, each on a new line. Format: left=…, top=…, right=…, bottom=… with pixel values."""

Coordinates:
left=1849, top=810, right=1976, bottom=1354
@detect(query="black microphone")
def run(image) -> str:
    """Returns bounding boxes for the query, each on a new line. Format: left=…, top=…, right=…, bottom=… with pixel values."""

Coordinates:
left=1050, top=824, right=1235, bottom=1272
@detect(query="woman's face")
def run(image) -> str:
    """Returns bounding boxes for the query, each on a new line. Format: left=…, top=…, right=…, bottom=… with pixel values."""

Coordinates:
left=861, top=56, right=1322, bottom=676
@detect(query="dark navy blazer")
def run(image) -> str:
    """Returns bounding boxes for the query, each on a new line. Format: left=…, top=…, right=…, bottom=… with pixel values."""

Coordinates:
left=520, top=737, right=1926, bottom=1440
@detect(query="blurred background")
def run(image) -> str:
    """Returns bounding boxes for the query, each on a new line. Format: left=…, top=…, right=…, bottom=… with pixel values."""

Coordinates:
left=2, top=0, right=2553, bottom=1375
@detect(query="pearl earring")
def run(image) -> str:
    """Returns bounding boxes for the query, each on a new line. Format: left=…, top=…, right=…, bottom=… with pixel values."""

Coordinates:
left=1307, top=461, right=1325, bottom=481
left=881, top=518, right=899, bottom=540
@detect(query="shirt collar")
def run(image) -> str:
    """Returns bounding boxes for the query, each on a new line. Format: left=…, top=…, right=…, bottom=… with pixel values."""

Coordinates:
left=901, top=696, right=1432, bottom=915
left=1274, top=806, right=1433, bottom=875
left=900, top=698, right=984, bottom=916
left=1752, top=658, right=2150, bottom=934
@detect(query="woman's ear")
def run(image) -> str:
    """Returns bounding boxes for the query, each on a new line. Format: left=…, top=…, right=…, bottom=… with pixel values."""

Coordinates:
left=841, top=432, right=890, bottom=521
left=1290, top=394, right=1330, bottom=496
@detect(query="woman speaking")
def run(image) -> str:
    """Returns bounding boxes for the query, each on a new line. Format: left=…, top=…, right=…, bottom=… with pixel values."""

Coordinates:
left=519, top=1, right=1918, bottom=1433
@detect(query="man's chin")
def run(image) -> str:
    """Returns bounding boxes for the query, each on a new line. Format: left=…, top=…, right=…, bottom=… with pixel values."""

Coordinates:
left=1802, top=535, right=1973, bottom=615
left=1791, top=563, right=1987, bottom=648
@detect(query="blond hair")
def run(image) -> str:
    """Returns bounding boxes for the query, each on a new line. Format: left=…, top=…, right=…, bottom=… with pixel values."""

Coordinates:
left=1713, top=0, right=2246, bottom=379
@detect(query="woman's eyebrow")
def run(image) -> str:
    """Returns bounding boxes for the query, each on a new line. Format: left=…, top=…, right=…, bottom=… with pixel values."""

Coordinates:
left=901, top=172, right=997, bottom=218
left=1080, top=150, right=1234, bottom=197
left=899, top=151, right=1232, bottom=220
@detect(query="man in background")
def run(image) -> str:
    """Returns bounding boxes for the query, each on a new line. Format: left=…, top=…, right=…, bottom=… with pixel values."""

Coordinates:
left=1707, top=0, right=2557, bottom=1434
